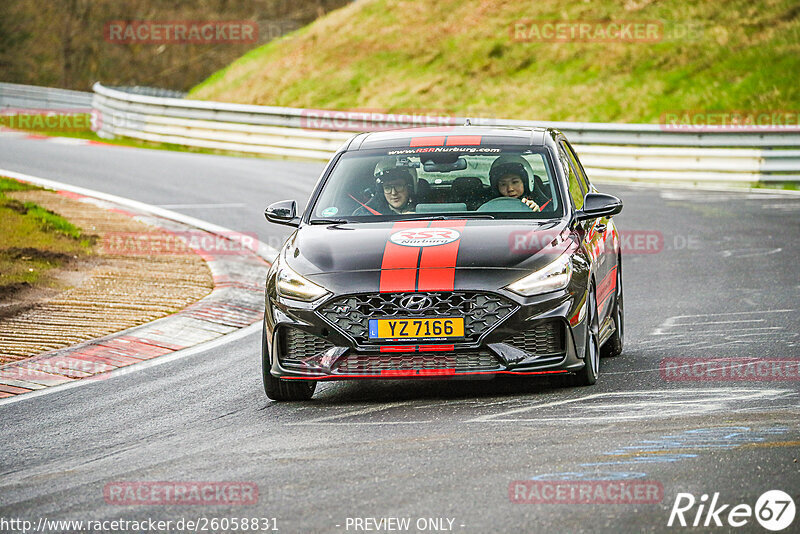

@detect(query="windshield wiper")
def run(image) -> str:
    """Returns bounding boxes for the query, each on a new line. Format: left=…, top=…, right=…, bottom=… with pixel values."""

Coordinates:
left=309, top=218, right=352, bottom=225
left=399, top=214, right=495, bottom=220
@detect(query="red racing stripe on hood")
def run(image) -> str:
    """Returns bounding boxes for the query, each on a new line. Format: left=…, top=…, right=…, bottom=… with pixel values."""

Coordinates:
left=379, top=221, right=429, bottom=293
left=417, top=220, right=467, bottom=291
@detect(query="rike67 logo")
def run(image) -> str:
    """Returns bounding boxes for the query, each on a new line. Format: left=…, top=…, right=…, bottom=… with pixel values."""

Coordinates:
left=668, top=490, right=795, bottom=531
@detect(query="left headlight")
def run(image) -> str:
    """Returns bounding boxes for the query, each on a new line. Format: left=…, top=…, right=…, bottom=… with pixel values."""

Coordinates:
left=506, top=253, right=572, bottom=296
left=275, top=259, right=329, bottom=302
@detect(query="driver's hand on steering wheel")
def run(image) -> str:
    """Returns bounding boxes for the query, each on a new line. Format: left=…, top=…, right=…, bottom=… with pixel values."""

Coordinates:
left=521, top=197, right=541, bottom=212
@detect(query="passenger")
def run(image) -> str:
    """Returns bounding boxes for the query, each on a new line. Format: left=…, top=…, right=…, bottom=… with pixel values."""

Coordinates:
left=489, top=162, right=541, bottom=212
left=352, top=168, right=416, bottom=215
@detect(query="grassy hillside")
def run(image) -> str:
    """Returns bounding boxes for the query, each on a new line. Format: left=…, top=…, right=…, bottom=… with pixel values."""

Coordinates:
left=190, top=0, right=800, bottom=123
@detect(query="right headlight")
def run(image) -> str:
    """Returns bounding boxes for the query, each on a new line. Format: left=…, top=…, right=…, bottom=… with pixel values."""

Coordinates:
left=506, top=253, right=572, bottom=296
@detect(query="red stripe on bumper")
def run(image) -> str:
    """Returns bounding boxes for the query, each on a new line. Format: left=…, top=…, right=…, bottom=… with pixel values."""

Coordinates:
left=380, top=369, right=418, bottom=377
left=283, top=369, right=570, bottom=380
left=418, top=344, right=455, bottom=352
left=418, top=368, right=456, bottom=376
left=380, top=346, right=417, bottom=353
left=381, top=369, right=457, bottom=377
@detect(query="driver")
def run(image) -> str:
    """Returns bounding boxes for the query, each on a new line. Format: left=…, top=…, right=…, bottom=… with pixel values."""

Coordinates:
left=352, top=168, right=416, bottom=215
left=489, top=162, right=541, bottom=212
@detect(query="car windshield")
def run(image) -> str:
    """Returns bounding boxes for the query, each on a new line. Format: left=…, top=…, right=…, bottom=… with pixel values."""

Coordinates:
left=309, top=146, right=563, bottom=222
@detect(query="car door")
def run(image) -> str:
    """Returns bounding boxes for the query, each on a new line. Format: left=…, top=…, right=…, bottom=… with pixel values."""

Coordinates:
left=558, top=139, right=613, bottom=322
left=563, top=139, right=618, bottom=323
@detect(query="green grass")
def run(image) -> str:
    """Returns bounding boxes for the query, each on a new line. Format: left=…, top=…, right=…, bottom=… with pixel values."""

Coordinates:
left=753, top=180, right=800, bottom=191
left=0, top=177, right=93, bottom=296
left=189, top=0, right=800, bottom=124
left=21, top=202, right=86, bottom=242
left=0, top=176, right=40, bottom=193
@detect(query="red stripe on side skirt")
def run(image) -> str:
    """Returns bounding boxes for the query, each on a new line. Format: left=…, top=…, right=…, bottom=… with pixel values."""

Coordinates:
left=417, top=220, right=467, bottom=291
left=379, top=221, right=428, bottom=293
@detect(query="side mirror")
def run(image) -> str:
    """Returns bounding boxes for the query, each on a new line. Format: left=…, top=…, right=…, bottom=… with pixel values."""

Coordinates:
left=575, top=192, right=623, bottom=221
left=265, top=200, right=300, bottom=227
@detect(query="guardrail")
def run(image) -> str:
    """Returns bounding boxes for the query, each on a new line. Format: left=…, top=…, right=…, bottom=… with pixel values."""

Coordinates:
left=0, top=82, right=93, bottom=110
left=91, top=83, right=800, bottom=184
left=5, top=82, right=799, bottom=184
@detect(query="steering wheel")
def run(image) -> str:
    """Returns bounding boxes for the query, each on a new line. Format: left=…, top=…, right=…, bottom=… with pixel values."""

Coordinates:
left=476, top=197, right=532, bottom=212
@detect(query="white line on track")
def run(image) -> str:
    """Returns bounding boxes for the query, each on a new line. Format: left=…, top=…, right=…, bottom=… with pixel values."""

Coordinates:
left=465, top=394, right=606, bottom=422
left=465, top=388, right=791, bottom=423
left=669, top=319, right=766, bottom=326
left=286, top=401, right=413, bottom=424
left=286, top=421, right=434, bottom=426
left=652, top=310, right=793, bottom=335
left=157, top=203, right=247, bottom=209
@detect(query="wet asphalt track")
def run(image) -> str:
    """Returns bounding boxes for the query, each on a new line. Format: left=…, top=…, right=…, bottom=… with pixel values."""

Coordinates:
left=0, top=136, right=799, bottom=534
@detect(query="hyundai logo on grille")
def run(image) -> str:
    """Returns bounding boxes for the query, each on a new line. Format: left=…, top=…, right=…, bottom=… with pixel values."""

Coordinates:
left=399, top=294, right=433, bottom=312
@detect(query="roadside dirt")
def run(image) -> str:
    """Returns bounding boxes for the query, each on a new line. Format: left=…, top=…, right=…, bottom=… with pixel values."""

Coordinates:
left=0, top=190, right=214, bottom=364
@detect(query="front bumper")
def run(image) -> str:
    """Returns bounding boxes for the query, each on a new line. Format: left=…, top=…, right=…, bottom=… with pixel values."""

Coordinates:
left=264, top=287, right=587, bottom=381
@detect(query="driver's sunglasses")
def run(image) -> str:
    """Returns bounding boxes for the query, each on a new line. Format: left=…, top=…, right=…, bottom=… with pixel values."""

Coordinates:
left=382, top=183, right=408, bottom=193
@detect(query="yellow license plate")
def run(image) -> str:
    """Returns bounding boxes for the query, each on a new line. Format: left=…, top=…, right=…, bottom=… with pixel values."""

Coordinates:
left=368, top=317, right=464, bottom=340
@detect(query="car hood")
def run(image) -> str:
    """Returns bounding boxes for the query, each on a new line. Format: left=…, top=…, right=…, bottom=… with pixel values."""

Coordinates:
left=284, top=219, right=576, bottom=293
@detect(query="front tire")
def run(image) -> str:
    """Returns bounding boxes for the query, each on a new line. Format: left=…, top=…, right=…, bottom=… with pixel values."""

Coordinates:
left=571, top=284, right=599, bottom=386
left=262, top=321, right=316, bottom=401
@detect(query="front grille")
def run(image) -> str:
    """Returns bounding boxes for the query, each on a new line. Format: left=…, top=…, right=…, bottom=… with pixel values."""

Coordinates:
left=335, top=351, right=501, bottom=374
left=318, top=292, right=517, bottom=344
left=279, top=328, right=335, bottom=368
left=503, top=321, right=565, bottom=355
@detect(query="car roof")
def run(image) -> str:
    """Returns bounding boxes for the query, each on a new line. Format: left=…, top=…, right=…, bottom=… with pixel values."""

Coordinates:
left=345, top=126, right=555, bottom=151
